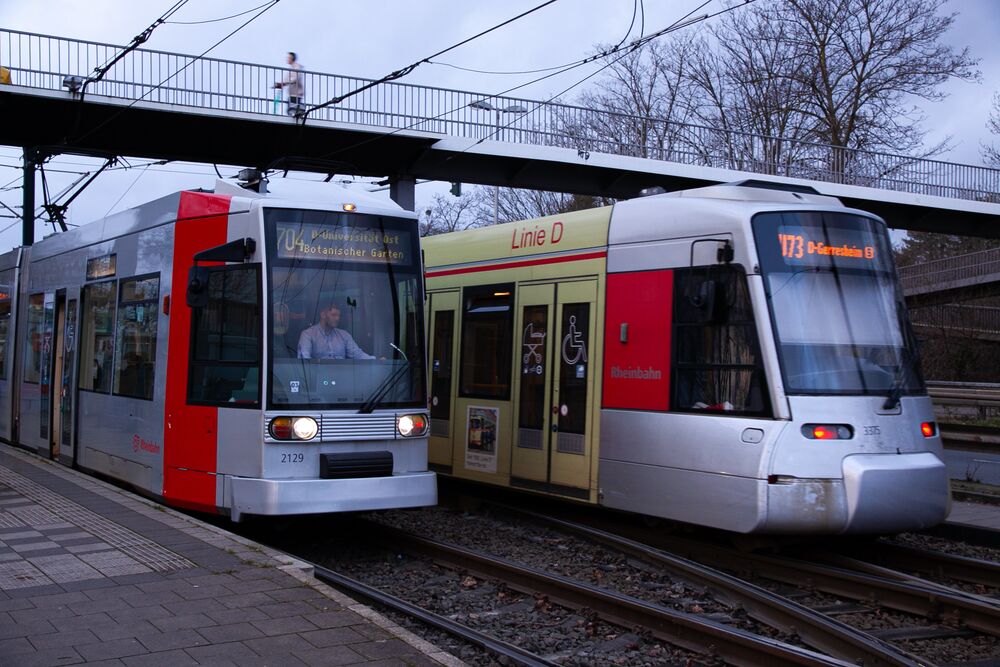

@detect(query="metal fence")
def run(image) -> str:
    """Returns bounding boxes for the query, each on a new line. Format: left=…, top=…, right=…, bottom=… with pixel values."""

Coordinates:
left=3, top=27, right=1000, bottom=202
left=911, top=304, right=1000, bottom=335
left=899, top=247, right=1000, bottom=293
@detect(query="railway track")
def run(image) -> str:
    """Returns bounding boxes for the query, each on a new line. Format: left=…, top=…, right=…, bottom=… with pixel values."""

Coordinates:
left=469, top=500, right=1000, bottom=665
left=231, top=496, right=1000, bottom=665
left=354, top=518, right=857, bottom=667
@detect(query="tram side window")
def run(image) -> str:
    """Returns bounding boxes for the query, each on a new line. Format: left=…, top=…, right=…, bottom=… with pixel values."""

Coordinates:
left=0, top=296, right=10, bottom=380
left=79, top=282, right=117, bottom=393
left=23, top=293, right=45, bottom=384
left=113, top=275, right=159, bottom=400
left=671, top=266, right=771, bottom=416
left=459, top=284, right=514, bottom=400
left=430, top=309, right=454, bottom=423
left=188, top=266, right=261, bottom=406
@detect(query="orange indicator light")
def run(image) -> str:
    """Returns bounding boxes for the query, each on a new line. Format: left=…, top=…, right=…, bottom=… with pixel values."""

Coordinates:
left=920, top=422, right=936, bottom=438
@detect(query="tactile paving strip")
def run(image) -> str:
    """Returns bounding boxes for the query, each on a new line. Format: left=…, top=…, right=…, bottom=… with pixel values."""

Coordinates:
left=0, top=468, right=193, bottom=578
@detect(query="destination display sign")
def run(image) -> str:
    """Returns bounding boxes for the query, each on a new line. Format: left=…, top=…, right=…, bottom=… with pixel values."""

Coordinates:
left=776, top=225, right=878, bottom=268
left=274, top=222, right=412, bottom=265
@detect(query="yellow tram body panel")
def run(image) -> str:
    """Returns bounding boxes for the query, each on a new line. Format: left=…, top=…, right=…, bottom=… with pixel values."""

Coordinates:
left=423, top=207, right=612, bottom=503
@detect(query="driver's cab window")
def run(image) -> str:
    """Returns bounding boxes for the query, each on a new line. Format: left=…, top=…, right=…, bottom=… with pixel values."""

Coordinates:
left=188, top=266, right=261, bottom=406
left=671, top=265, right=770, bottom=416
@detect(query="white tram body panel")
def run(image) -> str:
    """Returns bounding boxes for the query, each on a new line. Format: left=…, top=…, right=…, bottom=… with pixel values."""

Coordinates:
left=424, top=183, right=949, bottom=534
left=0, top=179, right=435, bottom=520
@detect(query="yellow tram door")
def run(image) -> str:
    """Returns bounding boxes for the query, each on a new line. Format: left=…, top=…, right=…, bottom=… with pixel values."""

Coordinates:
left=427, top=290, right=460, bottom=470
left=511, top=280, right=597, bottom=497
left=510, top=284, right=555, bottom=483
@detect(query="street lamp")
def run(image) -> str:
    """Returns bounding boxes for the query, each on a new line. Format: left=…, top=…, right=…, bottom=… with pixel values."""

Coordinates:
left=469, top=100, right=528, bottom=225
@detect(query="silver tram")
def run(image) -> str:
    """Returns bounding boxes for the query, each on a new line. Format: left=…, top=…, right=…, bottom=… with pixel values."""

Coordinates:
left=0, top=177, right=436, bottom=520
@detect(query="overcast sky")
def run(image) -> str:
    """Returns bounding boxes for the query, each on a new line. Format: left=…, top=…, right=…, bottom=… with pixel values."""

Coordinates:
left=1, top=0, right=998, bottom=251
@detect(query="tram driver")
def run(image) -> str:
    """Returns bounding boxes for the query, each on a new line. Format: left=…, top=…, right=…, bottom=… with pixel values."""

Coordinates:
left=297, top=303, right=375, bottom=360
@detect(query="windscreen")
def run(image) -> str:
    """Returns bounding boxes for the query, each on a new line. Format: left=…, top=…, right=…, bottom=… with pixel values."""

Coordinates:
left=265, top=209, right=425, bottom=409
left=753, top=211, right=923, bottom=396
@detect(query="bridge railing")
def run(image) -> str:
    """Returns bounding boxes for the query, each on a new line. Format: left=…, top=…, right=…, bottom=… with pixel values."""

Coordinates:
left=911, top=304, right=1000, bottom=334
left=2, top=28, right=1000, bottom=202
left=899, top=247, right=1000, bottom=293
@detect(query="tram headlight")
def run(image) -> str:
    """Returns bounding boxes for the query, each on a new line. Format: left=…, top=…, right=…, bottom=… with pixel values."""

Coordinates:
left=397, top=414, right=428, bottom=437
left=269, top=417, right=318, bottom=441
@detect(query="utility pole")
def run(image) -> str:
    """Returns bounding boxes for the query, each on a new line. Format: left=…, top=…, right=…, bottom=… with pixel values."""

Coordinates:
left=21, top=148, right=36, bottom=247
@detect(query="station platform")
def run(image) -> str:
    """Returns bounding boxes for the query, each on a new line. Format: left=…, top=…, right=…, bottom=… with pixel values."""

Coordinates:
left=946, top=499, right=1000, bottom=531
left=0, top=446, right=459, bottom=667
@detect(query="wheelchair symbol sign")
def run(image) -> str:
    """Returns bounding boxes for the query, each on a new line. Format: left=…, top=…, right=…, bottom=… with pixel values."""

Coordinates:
left=562, top=315, right=587, bottom=365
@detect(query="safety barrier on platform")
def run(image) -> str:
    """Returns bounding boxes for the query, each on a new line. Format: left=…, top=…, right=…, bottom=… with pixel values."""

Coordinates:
left=2, top=27, right=1000, bottom=202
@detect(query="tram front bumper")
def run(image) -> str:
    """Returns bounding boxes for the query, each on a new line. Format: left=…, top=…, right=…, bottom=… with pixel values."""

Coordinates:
left=227, top=471, right=437, bottom=521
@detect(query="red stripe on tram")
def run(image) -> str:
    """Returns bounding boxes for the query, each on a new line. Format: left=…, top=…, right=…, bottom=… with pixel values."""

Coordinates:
left=425, top=250, right=607, bottom=278
left=162, top=191, right=232, bottom=512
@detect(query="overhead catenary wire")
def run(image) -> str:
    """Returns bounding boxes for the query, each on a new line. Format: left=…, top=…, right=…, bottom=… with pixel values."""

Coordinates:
left=428, top=0, right=640, bottom=76
left=311, top=0, right=735, bottom=165
left=164, top=1, right=275, bottom=25
left=81, top=0, right=190, bottom=95
left=302, top=0, right=560, bottom=120
left=70, top=0, right=282, bottom=147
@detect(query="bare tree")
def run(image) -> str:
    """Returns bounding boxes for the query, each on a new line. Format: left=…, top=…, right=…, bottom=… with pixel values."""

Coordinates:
left=777, top=0, right=978, bottom=174
left=985, top=92, right=1000, bottom=167
left=683, top=6, right=815, bottom=174
left=569, top=0, right=977, bottom=182
left=569, top=39, right=698, bottom=160
left=489, top=186, right=614, bottom=223
left=418, top=193, right=485, bottom=236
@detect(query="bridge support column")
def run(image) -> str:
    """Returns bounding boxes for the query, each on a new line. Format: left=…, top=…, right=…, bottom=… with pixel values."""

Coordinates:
left=22, top=148, right=36, bottom=247
left=389, top=175, right=415, bottom=212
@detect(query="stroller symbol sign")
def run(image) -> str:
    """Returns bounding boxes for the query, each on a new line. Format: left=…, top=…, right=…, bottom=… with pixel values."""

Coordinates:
left=522, top=321, right=546, bottom=374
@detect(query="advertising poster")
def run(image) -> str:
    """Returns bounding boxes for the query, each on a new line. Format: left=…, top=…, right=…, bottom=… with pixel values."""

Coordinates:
left=465, top=406, right=499, bottom=473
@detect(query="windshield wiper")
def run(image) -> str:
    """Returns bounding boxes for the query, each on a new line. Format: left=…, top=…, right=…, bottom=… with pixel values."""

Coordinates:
left=358, top=344, right=409, bottom=414
left=883, top=342, right=914, bottom=410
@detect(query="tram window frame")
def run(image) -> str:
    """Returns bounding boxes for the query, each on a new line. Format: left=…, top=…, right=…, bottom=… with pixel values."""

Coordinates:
left=187, top=264, right=262, bottom=408
left=112, top=273, right=160, bottom=401
left=78, top=280, right=118, bottom=394
left=23, top=293, right=46, bottom=384
left=670, top=264, right=772, bottom=418
left=0, top=296, right=10, bottom=381
left=430, top=308, right=455, bottom=423
left=458, top=283, right=515, bottom=401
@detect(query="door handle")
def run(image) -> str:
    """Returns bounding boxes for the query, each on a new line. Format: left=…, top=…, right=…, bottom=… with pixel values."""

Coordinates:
left=551, top=423, right=558, bottom=433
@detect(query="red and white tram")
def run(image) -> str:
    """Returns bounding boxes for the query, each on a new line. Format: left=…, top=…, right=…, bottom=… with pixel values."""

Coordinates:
left=0, top=176, right=435, bottom=520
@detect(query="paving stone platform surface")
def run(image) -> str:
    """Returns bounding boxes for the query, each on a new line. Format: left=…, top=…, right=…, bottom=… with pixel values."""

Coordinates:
left=948, top=499, right=1000, bottom=530
left=0, top=446, right=462, bottom=667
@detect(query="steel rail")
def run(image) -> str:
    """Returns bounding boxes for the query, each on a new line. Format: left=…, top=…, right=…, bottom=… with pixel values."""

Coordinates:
left=361, top=521, right=855, bottom=667
left=487, top=505, right=922, bottom=667
left=804, top=553, right=1000, bottom=608
left=311, top=564, right=559, bottom=667
left=829, top=542, right=1000, bottom=589
left=636, top=534, right=1000, bottom=637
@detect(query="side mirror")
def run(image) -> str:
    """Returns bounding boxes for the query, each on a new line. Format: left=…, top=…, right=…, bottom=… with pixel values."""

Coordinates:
left=691, top=279, right=715, bottom=316
left=186, top=266, right=211, bottom=308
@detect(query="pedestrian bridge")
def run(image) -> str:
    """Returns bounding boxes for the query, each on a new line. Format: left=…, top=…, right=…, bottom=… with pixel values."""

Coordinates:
left=1, top=28, right=999, bottom=236
left=900, top=247, right=1000, bottom=307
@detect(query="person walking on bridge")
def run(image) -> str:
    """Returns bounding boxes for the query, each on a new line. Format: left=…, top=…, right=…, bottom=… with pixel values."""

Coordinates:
left=274, top=51, right=304, bottom=116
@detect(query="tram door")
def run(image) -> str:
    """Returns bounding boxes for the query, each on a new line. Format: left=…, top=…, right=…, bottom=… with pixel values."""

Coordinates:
left=428, top=291, right=460, bottom=469
left=511, top=280, right=597, bottom=495
left=49, top=293, right=77, bottom=465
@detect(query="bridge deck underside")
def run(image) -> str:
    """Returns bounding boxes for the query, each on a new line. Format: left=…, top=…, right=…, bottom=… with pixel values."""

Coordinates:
left=2, top=87, right=1000, bottom=237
